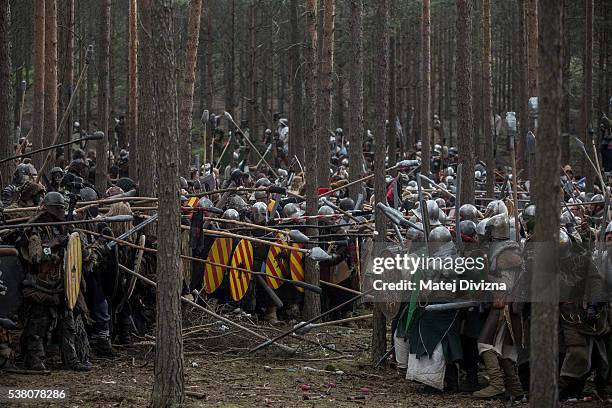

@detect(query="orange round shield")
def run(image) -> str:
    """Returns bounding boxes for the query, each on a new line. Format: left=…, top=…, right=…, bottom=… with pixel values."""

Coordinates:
left=228, top=239, right=254, bottom=301
left=203, top=237, right=233, bottom=294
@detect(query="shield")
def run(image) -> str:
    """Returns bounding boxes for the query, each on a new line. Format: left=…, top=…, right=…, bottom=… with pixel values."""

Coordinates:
left=64, top=232, right=82, bottom=310
left=330, top=261, right=352, bottom=284
left=228, top=239, right=254, bottom=301
left=0, top=246, right=24, bottom=318
left=289, top=243, right=305, bottom=293
left=186, top=196, right=199, bottom=208
left=264, top=237, right=288, bottom=289
left=203, top=237, right=233, bottom=294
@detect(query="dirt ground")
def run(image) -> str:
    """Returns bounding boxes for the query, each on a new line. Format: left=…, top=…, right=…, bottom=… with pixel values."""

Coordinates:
left=2, top=309, right=610, bottom=408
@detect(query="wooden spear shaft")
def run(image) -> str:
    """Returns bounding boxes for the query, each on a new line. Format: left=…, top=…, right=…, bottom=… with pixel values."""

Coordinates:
left=509, top=136, right=521, bottom=242
left=116, top=264, right=295, bottom=354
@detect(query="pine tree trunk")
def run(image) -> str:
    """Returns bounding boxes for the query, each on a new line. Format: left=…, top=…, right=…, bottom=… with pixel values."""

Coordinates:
left=179, top=0, right=203, bottom=175
left=0, top=0, right=13, bottom=187
left=247, top=0, right=257, bottom=157
left=288, top=0, right=304, bottom=164
left=526, top=0, right=538, bottom=98
left=582, top=0, right=594, bottom=192
left=560, top=0, right=570, bottom=166
left=388, top=35, right=397, bottom=172
left=482, top=0, right=494, bottom=197
left=471, top=0, right=482, bottom=157
left=421, top=0, right=431, bottom=177
left=456, top=0, right=475, bottom=204
left=371, top=0, right=390, bottom=364
left=205, top=4, right=214, bottom=110
left=529, top=0, right=562, bottom=405
left=44, top=0, right=57, bottom=157
left=95, top=0, right=111, bottom=194
left=58, top=0, right=74, bottom=144
left=516, top=0, right=529, bottom=173
left=137, top=0, right=156, bottom=199
left=303, top=0, right=320, bottom=321
left=32, top=0, right=45, bottom=168
left=317, top=0, right=335, bottom=188
left=347, top=0, right=364, bottom=200
left=150, top=0, right=184, bottom=405
left=128, top=0, right=138, bottom=178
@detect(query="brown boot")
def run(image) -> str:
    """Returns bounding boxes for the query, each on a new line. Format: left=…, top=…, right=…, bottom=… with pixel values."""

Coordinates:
left=473, top=350, right=506, bottom=398
left=499, top=358, right=524, bottom=398
left=264, top=306, right=283, bottom=326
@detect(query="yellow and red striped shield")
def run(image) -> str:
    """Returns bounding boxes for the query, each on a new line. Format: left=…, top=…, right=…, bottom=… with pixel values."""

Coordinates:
left=264, top=238, right=289, bottom=289
left=229, top=239, right=254, bottom=301
left=186, top=196, right=199, bottom=208
left=289, top=242, right=305, bottom=293
left=203, top=238, right=233, bottom=294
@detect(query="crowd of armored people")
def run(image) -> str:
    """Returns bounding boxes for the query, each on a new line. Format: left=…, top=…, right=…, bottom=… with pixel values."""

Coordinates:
left=0, top=116, right=612, bottom=403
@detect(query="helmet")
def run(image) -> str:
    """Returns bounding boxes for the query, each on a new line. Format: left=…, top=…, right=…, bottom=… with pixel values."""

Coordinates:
left=42, top=192, right=66, bottom=220
left=282, top=203, right=303, bottom=219
left=1, top=185, right=18, bottom=205
left=459, top=204, right=479, bottom=222
left=196, top=197, right=214, bottom=210
left=522, top=204, right=536, bottom=233
left=485, top=214, right=510, bottom=240
left=105, top=186, right=125, bottom=198
left=339, top=197, right=355, bottom=212
left=476, top=218, right=490, bottom=239
left=435, top=198, right=446, bottom=211
left=79, top=187, right=98, bottom=202
left=50, top=166, right=64, bottom=182
left=279, top=118, right=288, bottom=127
left=13, top=163, right=38, bottom=185
left=459, top=220, right=477, bottom=237
left=484, top=200, right=508, bottom=218
left=230, top=169, right=246, bottom=185
left=406, top=222, right=425, bottom=241
left=18, top=181, right=45, bottom=205
left=116, top=177, right=136, bottom=193
left=179, top=177, right=188, bottom=190
left=277, top=169, right=288, bottom=180
left=227, top=195, right=247, bottom=211
left=559, top=228, right=571, bottom=259
left=415, top=200, right=441, bottom=226
left=255, top=177, right=272, bottom=188
left=318, top=205, right=334, bottom=217
left=335, top=128, right=343, bottom=135
left=251, top=201, right=268, bottom=224
left=429, top=226, right=452, bottom=243
left=446, top=167, right=455, bottom=177
left=559, top=210, right=575, bottom=229
left=222, top=208, right=240, bottom=221
left=253, top=188, right=268, bottom=201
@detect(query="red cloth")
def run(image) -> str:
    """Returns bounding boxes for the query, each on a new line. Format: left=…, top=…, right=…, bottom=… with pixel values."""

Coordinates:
left=318, top=187, right=331, bottom=195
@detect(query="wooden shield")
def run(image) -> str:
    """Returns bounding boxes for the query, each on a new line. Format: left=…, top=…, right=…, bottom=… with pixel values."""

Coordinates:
left=126, top=235, right=146, bottom=299
left=229, top=239, right=254, bottom=301
left=264, top=241, right=287, bottom=289
left=289, top=243, right=305, bottom=293
left=203, top=237, right=233, bottom=294
left=64, top=232, right=82, bottom=310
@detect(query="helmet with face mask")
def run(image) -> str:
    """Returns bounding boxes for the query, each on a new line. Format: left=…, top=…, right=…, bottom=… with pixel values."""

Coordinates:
left=251, top=201, right=268, bottom=225
left=50, top=167, right=65, bottom=185
left=282, top=202, right=303, bottom=219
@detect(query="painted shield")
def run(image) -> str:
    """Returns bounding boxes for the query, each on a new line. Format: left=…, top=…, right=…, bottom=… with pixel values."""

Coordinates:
left=228, top=239, right=254, bottom=301
left=64, top=232, right=82, bottom=310
left=289, top=242, right=305, bottom=293
left=203, top=237, right=233, bottom=294
left=0, top=246, right=24, bottom=318
left=264, top=238, right=288, bottom=289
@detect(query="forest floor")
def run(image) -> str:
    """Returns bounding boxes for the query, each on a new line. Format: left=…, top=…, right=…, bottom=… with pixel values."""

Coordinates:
left=2, top=307, right=610, bottom=408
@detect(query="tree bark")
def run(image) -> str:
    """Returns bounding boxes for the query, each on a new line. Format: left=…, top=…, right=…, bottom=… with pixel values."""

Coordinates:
left=347, top=0, right=364, bottom=200
left=137, top=0, right=156, bottom=199
left=317, top=0, right=335, bottom=188
left=421, top=0, right=431, bottom=177
left=582, top=0, right=594, bottom=192
left=288, top=0, right=304, bottom=164
left=526, top=0, right=538, bottom=98
left=150, top=2, right=184, bottom=408
left=0, top=0, right=13, bottom=187
left=178, top=0, right=203, bottom=175
left=44, top=0, right=57, bottom=157
left=32, top=0, right=45, bottom=168
left=128, top=0, right=138, bottom=178
left=456, top=0, right=475, bottom=204
left=371, top=0, right=390, bottom=364
left=95, top=0, right=111, bottom=194
left=388, top=35, right=397, bottom=173
left=303, top=0, right=320, bottom=321
left=530, top=0, right=562, bottom=405
left=482, top=0, right=494, bottom=197
left=205, top=3, right=214, bottom=110
left=58, top=0, right=74, bottom=144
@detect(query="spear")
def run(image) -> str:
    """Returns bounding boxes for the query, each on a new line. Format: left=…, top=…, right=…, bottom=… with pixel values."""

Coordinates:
left=201, top=110, right=209, bottom=164
left=117, top=264, right=295, bottom=354
left=224, top=111, right=279, bottom=178
left=16, top=80, right=26, bottom=142
left=0, top=133, right=104, bottom=165
left=0, top=215, right=133, bottom=230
